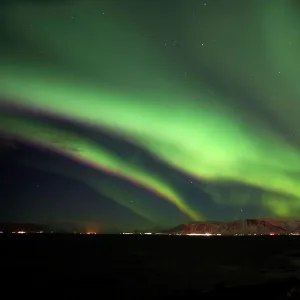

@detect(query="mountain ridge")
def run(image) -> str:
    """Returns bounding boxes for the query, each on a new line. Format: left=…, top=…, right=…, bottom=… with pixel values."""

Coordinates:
left=164, top=218, right=300, bottom=235
left=0, top=222, right=49, bottom=232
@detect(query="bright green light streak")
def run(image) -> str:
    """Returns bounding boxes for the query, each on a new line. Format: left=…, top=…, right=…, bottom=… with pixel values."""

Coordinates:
left=2, top=69, right=300, bottom=202
left=2, top=0, right=300, bottom=217
left=0, top=114, right=202, bottom=221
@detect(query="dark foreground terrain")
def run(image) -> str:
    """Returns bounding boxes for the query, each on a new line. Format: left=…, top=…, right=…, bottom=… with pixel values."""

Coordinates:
left=2, top=234, right=300, bottom=299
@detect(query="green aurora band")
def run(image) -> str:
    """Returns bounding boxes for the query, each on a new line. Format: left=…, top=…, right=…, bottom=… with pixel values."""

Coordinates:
left=0, top=114, right=201, bottom=221
left=1, top=0, right=300, bottom=218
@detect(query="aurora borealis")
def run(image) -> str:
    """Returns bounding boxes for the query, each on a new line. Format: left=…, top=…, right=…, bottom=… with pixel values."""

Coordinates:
left=1, top=0, right=300, bottom=232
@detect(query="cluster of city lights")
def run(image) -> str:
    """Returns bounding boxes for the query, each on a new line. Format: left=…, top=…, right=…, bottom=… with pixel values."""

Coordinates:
left=1, top=231, right=300, bottom=236
left=75, top=232, right=97, bottom=235
left=0, top=231, right=100, bottom=235
left=122, top=232, right=219, bottom=236
left=122, top=232, right=300, bottom=236
left=4, top=231, right=44, bottom=234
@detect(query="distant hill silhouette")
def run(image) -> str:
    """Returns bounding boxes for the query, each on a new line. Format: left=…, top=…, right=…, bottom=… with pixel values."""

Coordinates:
left=164, top=218, right=300, bottom=235
left=0, top=222, right=49, bottom=232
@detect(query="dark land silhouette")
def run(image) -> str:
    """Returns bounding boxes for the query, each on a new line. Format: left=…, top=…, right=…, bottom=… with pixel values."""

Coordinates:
left=0, top=222, right=49, bottom=233
left=165, top=218, right=300, bottom=235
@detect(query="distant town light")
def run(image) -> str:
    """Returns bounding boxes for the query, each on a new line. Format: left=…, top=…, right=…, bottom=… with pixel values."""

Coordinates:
left=187, top=233, right=212, bottom=236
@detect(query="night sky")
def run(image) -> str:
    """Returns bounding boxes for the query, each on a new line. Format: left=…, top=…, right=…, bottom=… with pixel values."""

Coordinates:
left=1, top=0, right=300, bottom=233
